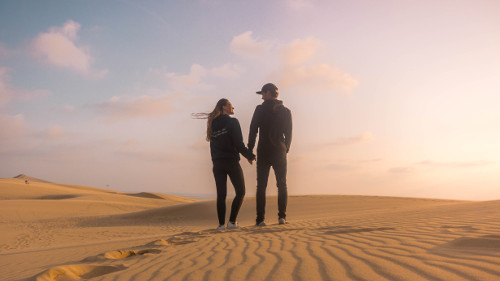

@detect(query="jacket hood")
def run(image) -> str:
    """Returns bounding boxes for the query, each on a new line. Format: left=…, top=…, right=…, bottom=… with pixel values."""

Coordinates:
left=263, top=99, right=284, bottom=112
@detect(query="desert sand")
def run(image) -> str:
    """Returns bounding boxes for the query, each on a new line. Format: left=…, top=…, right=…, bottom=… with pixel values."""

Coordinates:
left=1, top=175, right=500, bottom=281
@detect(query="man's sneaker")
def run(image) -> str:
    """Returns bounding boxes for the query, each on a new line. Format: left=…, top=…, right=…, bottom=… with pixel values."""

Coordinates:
left=279, top=218, right=286, bottom=225
left=256, top=221, right=266, bottom=226
left=217, top=225, right=225, bottom=231
left=227, top=221, right=240, bottom=230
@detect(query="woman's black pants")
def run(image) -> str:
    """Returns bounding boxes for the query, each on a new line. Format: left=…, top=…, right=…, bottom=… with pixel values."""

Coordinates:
left=213, top=159, right=246, bottom=226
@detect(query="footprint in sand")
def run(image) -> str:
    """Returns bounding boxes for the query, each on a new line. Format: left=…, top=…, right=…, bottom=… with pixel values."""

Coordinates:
left=445, top=235, right=500, bottom=250
left=82, top=249, right=162, bottom=262
left=30, top=264, right=127, bottom=281
left=440, top=225, right=479, bottom=233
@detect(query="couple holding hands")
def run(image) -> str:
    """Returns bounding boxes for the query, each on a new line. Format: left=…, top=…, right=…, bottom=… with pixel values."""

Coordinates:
left=198, top=83, right=292, bottom=230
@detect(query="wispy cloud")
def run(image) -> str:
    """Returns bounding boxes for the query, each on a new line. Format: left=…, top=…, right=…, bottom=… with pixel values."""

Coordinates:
left=165, top=64, right=210, bottom=90
left=93, top=95, right=175, bottom=121
left=39, top=125, right=66, bottom=141
left=210, top=63, right=244, bottom=78
left=30, top=20, right=108, bottom=78
left=229, top=31, right=271, bottom=58
left=115, top=140, right=179, bottom=162
left=0, top=67, right=50, bottom=106
left=417, top=160, right=495, bottom=168
left=326, top=132, right=374, bottom=146
left=160, top=63, right=243, bottom=92
left=281, top=37, right=322, bottom=66
left=228, top=32, right=358, bottom=94
left=388, top=167, right=414, bottom=174
left=0, top=114, right=25, bottom=140
left=0, top=43, right=17, bottom=58
left=274, top=37, right=358, bottom=93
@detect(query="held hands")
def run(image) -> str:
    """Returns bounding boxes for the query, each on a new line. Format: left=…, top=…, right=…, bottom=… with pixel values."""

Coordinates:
left=248, top=155, right=256, bottom=165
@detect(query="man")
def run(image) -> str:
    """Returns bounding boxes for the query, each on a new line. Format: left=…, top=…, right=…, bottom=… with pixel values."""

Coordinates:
left=248, top=83, right=292, bottom=226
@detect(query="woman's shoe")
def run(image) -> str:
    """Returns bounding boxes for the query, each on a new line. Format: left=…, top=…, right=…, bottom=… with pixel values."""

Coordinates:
left=227, top=221, right=240, bottom=229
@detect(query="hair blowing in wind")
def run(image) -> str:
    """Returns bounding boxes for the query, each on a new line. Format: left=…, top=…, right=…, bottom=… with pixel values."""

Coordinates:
left=192, top=98, right=229, bottom=141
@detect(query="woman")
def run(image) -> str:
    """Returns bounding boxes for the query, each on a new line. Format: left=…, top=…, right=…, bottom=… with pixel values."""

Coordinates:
left=195, top=98, right=255, bottom=230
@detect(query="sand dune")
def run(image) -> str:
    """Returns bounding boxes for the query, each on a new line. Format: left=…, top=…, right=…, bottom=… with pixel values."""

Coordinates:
left=1, top=176, right=500, bottom=280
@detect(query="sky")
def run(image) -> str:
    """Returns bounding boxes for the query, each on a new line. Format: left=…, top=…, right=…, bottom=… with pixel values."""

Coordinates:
left=1, top=0, right=499, bottom=200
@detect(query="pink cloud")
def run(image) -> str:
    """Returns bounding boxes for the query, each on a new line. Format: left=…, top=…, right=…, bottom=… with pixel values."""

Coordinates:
left=94, top=95, right=175, bottom=121
left=273, top=37, right=358, bottom=93
left=276, top=63, right=358, bottom=92
left=42, top=125, right=66, bottom=140
left=62, top=105, right=76, bottom=113
left=210, top=63, right=244, bottom=78
left=165, top=64, right=208, bottom=89
left=30, top=20, right=108, bottom=78
left=0, top=67, right=50, bottom=106
left=281, top=37, right=323, bottom=65
left=417, top=160, right=495, bottom=168
left=229, top=31, right=271, bottom=58
left=0, top=114, right=25, bottom=140
left=0, top=43, right=16, bottom=58
left=327, top=132, right=374, bottom=146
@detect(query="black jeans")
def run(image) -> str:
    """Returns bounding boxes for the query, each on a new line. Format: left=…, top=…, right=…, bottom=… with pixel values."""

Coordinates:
left=213, top=159, right=246, bottom=226
left=256, top=156, right=287, bottom=223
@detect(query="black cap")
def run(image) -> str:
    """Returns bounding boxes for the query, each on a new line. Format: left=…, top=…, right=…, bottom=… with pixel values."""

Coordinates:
left=256, top=83, right=278, bottom=95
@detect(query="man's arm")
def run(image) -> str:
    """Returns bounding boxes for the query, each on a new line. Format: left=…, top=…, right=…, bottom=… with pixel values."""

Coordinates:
left=247, top=106, right=260, bottom=152
left=284, top=109, right=292, bottom=153
left=231, top=118, right=255, bottom=161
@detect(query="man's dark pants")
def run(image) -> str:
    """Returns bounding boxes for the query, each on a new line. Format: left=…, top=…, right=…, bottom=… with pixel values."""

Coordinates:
left=256, top=155, right=287, bottom=223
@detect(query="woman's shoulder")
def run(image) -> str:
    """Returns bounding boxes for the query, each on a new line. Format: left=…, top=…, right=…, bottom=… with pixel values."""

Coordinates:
left=228, top=116, right=241, bottom=125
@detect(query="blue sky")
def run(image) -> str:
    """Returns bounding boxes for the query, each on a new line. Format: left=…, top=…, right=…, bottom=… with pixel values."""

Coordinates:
left=1, top=0, right=500, bottom=200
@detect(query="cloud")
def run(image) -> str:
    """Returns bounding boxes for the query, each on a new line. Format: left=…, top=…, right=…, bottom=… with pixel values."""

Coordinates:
left=93, top=95, right=175, bottom=121
left=115, top=140, right=178, bottom=162
left=229, top=31, right=271, bottom=58
left=162, top=63, right=243, bottom=91
left=41, top=125, right=66, bottom=141
left=273, top=37, right=358, bottom=93
left=62, top=105, right=76, bottom=113
left=281, top=37, right=323, bottom=66
left=30, top=20, right=108, bottom=78
left=210, top=63, right=244, bottom=78
left=164, top=64, right=210, bottom=91
left=325, top=163, right=355, bottom=171
left=0, top=43, right=16, bottom=58
left=0, top=114, right=25, bottom=140
left=326, top=132, right=374, bottom=146
left=0, top=67, right=13, bottom=106
left=227, top=32, right=359, bottom=94
left=277, top=64, right=358, bottom=93
left=0, top=67, right=50, bottom=106
left=417, top=160, right=495, bottom=168
left=389, top=167, right=414, bottom=174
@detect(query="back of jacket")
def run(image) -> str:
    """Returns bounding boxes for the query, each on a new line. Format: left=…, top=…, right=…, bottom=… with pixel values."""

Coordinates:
left=210, top=114, right=254, bottom=162
left=248, top=100, right=292, bottom=159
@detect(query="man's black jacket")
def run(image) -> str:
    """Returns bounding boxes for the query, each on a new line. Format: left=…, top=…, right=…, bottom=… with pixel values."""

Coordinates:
left=210, top=114, right=255, bottom=161
left=248, top=99, right=292, bottom=159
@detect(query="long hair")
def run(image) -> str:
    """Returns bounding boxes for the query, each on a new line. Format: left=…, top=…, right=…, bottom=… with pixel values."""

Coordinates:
left=192, top=98, right=228, bottom=142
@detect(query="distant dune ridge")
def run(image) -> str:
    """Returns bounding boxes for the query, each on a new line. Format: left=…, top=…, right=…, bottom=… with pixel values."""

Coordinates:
left=1, top=175, right=500, bottom=280
left=14, top=173, right=51, bottom=183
